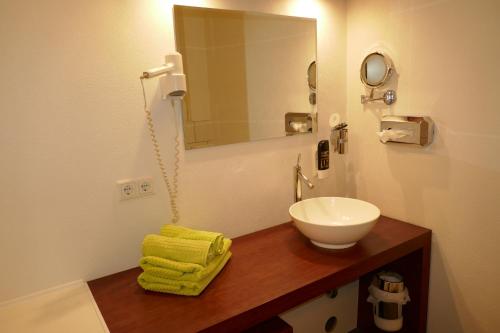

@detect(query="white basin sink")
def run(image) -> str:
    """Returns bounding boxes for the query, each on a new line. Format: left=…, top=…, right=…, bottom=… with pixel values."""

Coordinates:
left=289, top=197, right=380, bottom=249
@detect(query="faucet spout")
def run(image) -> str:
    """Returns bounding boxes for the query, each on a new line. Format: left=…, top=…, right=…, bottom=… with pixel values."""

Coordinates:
left=294, top=153, right=314, bottom=202
left=297, top=169, right=314, bottom=188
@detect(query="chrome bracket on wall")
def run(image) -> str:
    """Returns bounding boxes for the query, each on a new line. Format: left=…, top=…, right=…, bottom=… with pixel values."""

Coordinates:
left=331, top=122, right=348, bottom=154
left=361, top=89, right=397, bottom=105
left=377, top=116, right=434, bottom=146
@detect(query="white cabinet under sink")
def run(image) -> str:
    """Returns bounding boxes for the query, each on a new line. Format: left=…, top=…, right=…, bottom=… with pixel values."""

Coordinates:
left=280, top=281, right=359, bottom=333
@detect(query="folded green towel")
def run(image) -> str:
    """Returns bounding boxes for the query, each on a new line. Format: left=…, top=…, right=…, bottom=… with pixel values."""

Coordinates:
left=140, top=239, right=232, bottom=281
left=142, top=234, right=213, bottom=266
left=160, top=224, right=224, bottom=256
left=137, top=250, right=232, bottom=296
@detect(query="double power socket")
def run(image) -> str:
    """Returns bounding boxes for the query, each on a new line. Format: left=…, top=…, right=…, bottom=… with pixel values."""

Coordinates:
left=117, top=177, right=154, bottom=201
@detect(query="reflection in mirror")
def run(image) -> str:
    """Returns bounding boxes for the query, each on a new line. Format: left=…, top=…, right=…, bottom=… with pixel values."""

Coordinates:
left=360, top=52, right=392, bottom=88
left=365, top=54, right=385, bottom=85
left=174, top=6, right=317, bottom=149
left=307, top=61, right=316, bottom=105
left=307, top=61, right=317, bottom=91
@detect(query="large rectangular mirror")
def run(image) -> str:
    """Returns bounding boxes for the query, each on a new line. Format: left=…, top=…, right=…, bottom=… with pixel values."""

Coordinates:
left=174, top=6, right=317, bottom=149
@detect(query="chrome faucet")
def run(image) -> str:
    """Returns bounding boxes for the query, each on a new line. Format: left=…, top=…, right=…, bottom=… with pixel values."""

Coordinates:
left=295, top=153, right=314, bottom=202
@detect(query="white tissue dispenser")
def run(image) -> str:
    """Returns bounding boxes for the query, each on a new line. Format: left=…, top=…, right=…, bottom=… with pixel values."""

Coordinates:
left=378, top=116, right=434, bottom=146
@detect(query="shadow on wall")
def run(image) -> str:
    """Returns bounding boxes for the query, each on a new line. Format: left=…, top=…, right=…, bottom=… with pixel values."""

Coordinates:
left=344, top=159, right=357, bottom=199
left=344, top=60, right=401, bottom=200
left=384, top=128, right=450, bottom=226
left=428, top=239, right=491, bottom=333
left=384, top=124, right=499, bottom=332
left=427, top=240, right=464, bottom=333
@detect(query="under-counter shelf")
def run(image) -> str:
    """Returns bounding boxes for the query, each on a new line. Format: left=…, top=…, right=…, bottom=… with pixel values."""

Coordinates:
left=88, top=216, right=431, bottom=333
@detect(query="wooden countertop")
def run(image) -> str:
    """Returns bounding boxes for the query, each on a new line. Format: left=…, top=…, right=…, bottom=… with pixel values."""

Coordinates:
left=88, top=216, right=431, bottom=333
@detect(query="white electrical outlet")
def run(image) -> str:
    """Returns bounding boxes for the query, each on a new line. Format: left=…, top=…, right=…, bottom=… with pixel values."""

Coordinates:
left=117, top=179, right=138, bottom=200
left=137, top=177, right=154, bottom=197
left=117, top=177, right=155, bottom=201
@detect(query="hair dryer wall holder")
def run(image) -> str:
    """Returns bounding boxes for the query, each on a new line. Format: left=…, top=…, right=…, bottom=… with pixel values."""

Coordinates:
left=141, top=52, right=187, bottom=100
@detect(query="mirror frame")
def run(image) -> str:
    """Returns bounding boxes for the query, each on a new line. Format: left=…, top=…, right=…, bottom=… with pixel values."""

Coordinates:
left=360, top=51, right=393, bottom=88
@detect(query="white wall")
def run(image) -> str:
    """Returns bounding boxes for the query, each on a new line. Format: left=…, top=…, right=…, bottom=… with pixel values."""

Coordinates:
left=346, top=0, right=500, bottom=332
left=0, top=0, right=346, bottom=302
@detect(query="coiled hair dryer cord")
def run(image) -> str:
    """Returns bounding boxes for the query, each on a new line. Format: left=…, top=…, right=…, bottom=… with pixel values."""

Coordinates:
left=140, top=78, right=180, bottom=224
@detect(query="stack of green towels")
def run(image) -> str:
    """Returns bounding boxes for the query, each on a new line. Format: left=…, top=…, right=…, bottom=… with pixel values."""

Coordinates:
left=137, top=224, right=232, bottom=296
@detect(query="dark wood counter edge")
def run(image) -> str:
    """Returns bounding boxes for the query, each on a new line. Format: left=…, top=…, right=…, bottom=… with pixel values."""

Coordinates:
left=89, top=219, right=432, bottom=333
left=202, top=229, right=432, bottom=333
left=418, top=233, right=431, bottom=333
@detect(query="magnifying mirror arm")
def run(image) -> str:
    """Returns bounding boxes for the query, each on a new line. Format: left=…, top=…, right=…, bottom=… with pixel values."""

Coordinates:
left=360, top=88, right=373, bottom=103
left=361, top=89, right=397, bottom=105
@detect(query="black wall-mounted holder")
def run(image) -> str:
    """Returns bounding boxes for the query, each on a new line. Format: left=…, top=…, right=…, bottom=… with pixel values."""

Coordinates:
left=317, top=140, right=329, bottom=179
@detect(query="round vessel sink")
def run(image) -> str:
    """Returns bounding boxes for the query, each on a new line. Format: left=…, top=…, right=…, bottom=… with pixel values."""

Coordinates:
left=289, top=197, right=380, bottom=249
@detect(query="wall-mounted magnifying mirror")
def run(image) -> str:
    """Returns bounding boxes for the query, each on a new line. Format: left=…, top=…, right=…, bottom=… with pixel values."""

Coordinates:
left=360, top=52, right=397, bottom=105
left=360, top=52, right=393, bottom=88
